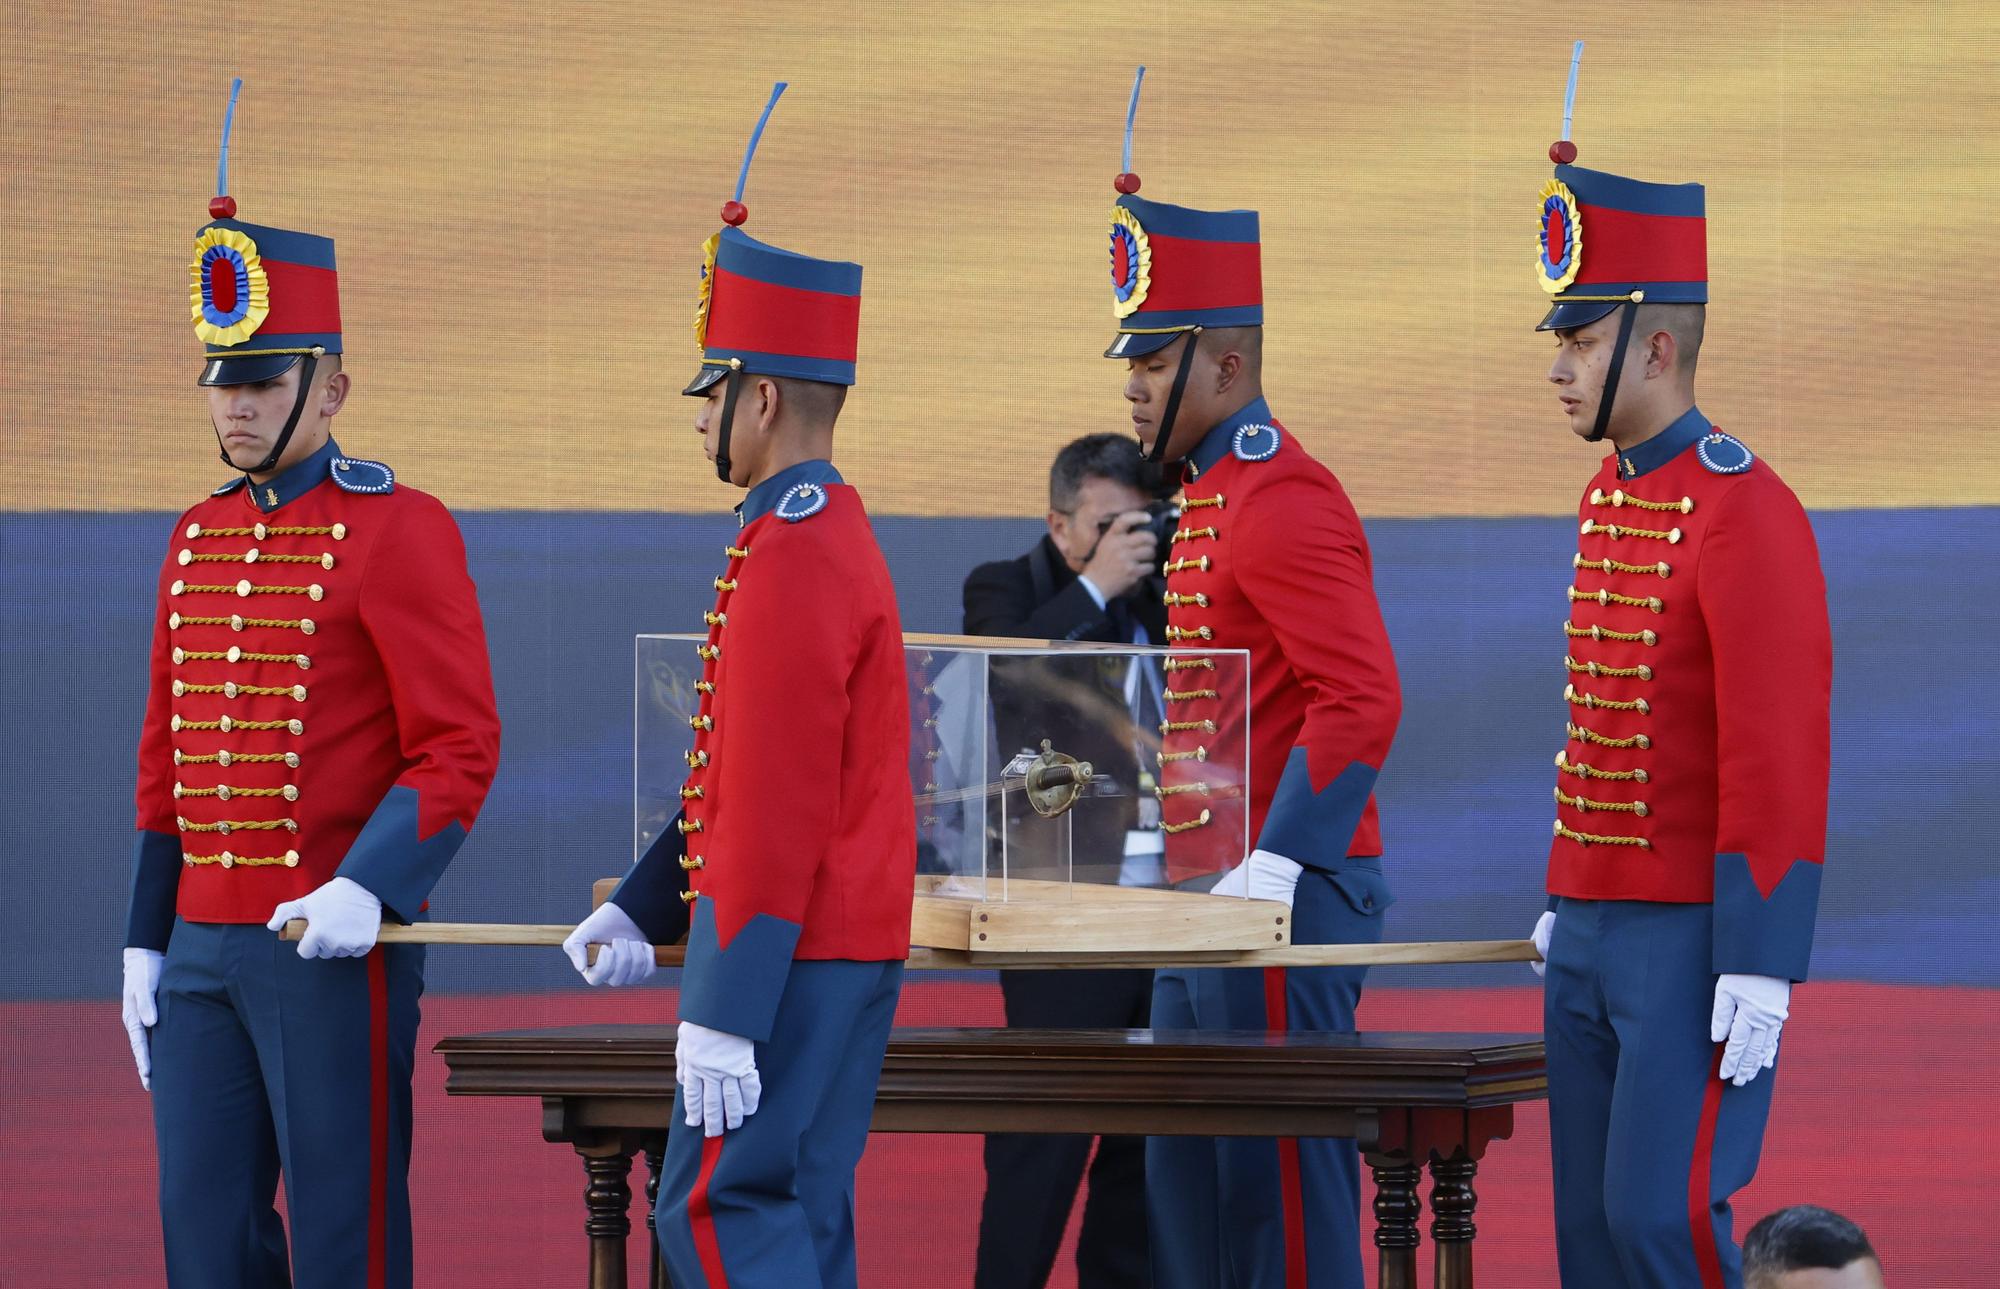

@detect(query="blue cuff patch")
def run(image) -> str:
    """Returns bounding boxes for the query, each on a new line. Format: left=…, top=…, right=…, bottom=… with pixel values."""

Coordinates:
left=334, top=785, right=464, bottom=923
left=609, top=819, right=693, bottom=946
left=1253, top=747, right=1378, bottom=872
left=126, top=829, right=182, bottom=951
left=678, top=900, right=802, bottom=1044
left=1712, top=853, right=1822, bottom=981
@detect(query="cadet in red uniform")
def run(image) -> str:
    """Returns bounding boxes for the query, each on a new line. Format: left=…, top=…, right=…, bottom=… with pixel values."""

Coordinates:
left=1524, top=46, right=1832, bottom=1289
left=1102, top=69, right=1401, bottom=1289
left=118, top=81, right=500, bottom=1289
left=561, top=84, right=915, bottom=1289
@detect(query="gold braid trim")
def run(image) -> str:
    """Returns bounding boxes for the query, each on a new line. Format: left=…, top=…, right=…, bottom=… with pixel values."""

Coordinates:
left=1591, top=488, right=1694, bottom=514
left=1181, top=495, right=1225, bottom=510
left=1555, top=786, right=1650, bottom=816
left=1568, top=586, right=1664, bottom=613
left=1573, top=553, right=1671, bottom=578
left=1568, top=721, right=1651, bottom=750
left=1162, top=809, right=1213, bottom=834
left=1565, top=656, right=1653, bottom=681
left=1163, top=592, right=1209, bottom=608
left=1565, top=622, right=1658, bottom=646
left=1566, top=684, right=1649, bottom=714
left=1581, top=520, right=1682, bottom=544
left=1160, top=719, right=1217, bottom=734
left=1553, top=821, right=1650, bottom=848
left=178, top=817, right=298, bottom=833
left=1164, top=657, right=1215, bottom=672
left=1170, top=527, right=1219, bottom=544
left=1158, top=746, right=1208, bottom=764
left=1164, top=689, right=1219, bottom=702
left=183, top=850, right=300, bottom=868
left=1556, top=753, right=1648, bottom=784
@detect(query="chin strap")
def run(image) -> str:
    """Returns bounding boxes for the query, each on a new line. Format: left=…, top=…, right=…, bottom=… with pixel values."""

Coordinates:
left=713, top=363, right=746, bottom=484
left=1587, top=303, right=1640, bottom=444
left=214, top=350, right=322, bottom=478
left=1146, top=326, right=1203, bottom=464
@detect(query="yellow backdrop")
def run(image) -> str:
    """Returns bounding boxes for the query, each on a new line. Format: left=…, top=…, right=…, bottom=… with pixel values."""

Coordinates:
left=5, top=1, right=1995, bottom=518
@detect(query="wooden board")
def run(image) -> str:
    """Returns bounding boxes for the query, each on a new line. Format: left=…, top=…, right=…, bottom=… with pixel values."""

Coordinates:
left=912, top=873, right=1291, bottom=954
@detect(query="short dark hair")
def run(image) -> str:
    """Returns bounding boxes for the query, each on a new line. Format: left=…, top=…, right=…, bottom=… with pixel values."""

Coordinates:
left=1049, top=432, right=1150, bottom=512
left=1743, top=1205, right=1878, bottom=1282
left=1637, top=302, right=1705, bottom=375
left=771, top=375, right=848, bottom=426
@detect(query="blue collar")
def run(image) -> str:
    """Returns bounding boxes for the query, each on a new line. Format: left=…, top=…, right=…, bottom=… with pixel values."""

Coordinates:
left=1616, top=406, right=1709, bottom=480
left=228, top=439, right=340, bottom=513
left=1183, top=397, right=1275, bottom=480
left=738, top=459, right=843, bottom=527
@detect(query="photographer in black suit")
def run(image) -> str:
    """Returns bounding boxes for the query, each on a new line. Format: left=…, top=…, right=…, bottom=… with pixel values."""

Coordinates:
left=962, top=433, right=1167, bottom=1289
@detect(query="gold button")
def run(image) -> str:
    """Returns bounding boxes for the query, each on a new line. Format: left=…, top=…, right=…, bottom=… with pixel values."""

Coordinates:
left=254, top=523, right=268, bottom=540
left=172, top=783, right=184, bottom=798
left=1668, top=528, right=1683, bottom=544
left=1634, top=802, right=1651, bottom=818
left=1579, top=520, right=1592, bottom=536
left=1605, top=525, right=1621, bottom=540
left=1611, top=490, right=1626, bottom=507
left=173, top=750, right=184, bottom=766
left=283, top=752, right=299, bottom=768
left=178, top=549, right=193, bottom=566
left=282, top=785, right=299, bottom=802
left=1596, top=589, right=1611, bottom=606
left=291, top=685, right=307, bottom=702
left=1553, top=820, right=1564, bottom=836
left=216, top=821, right=232, bottom=835
left=296, top=654, right=310, bottom=670
left=680, top=891, right=698, bottom=905
left=223, top=681, right=239, bottom=698
left=1656, top=562, right=1671, bottom=578
left=220, top=851, right=235, bottom=868
left=1679, top=497, right=1694, bottom=514
left=218, top=750, right=234, bottom=767
left=284, top=850, right=300, bottom=867
left=300, top=619, right=316, bottom=635
left=170, top=715, right=183, bottom=732
left=287, top=719, right=304, bottom=735
left=308, top=585, right=324, bottom=602
left=186, top=523, right=202, bottom=540
left=1634, top=768, right=1650, bottom=784
left=1637, top=665, right=1654, bottom=681
left=244, top=548, right=260, bottom=563
left=1636, top=698, right=1651, bottom=715
left=170, top=579, right=186, bottom=596
left=1553, top=751, right=1565, bottom=767
left=169, top=613, right=183, bottom=629
left=235, top=579, right=253, bottom=597
left=1641, top=630, right=1658, bottom=646
left=173, top=647, right=187, bottom=664
left=218, top=715, right=234, bottom=732
left=284, top=819, right=299, bottom=833
left=172, top=680, right=186, bottom=697
left=230, top=615, right=246, bottom=631
left=1635, top=734, right=1652, bottom=750
left=337, top=461, right=351, bottom=472
left=1590, top=489, right=1605, bottom=505
left=215, top=785, right=232, bottom=802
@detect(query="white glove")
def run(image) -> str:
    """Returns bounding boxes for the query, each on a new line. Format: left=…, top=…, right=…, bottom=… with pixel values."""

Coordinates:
left=676, top=1020, right=762, bottom=1138
left=1711, top=973, right=1790, bottom=1086
left=1208, top=849, right=1304, bottom=908
left=1530, top=911, right=1556, bottom=978
left=121, top=947, right=164, bottom=1091
left=265, top=876, right=383, bottom=959
left=563, top=902, right=658, bottom=987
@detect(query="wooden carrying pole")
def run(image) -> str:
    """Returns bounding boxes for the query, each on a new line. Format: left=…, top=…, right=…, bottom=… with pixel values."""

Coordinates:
left=277, top=921, right=1539, bottom=969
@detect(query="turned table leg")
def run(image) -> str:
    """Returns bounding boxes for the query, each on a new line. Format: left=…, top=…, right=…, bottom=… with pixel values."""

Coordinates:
left=576, top=1136, right=635, bottom=1289
left=1367, top=1152, right=1424, bottom=1289
left=1429, top=1147, right=1479, bottom=1289
left=644, top=1134, right=669, bottom=1289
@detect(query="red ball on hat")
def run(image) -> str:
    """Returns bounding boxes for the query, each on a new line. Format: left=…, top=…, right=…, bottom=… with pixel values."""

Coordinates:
left=721, top=200, right=748, bottom=227
left=1549, top=140, right=1578, bottom=165
left=209, top=195, right=237, bottom=219
left=1114, top=172, right=1141, bottom=195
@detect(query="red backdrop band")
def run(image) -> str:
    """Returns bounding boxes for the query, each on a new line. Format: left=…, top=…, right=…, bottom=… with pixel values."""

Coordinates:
left=704, top=267, right=862, bottom=363
left=1573, top=204, right=1708, bottom=286
left=257, top=260, right=345, bottom=339
left=1138, top=232, right=1264, bottom=314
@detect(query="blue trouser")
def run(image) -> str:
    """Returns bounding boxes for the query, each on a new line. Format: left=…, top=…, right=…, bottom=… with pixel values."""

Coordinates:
left=1147, top=862, right=1390, bottom=1289
left=1545, top=898, right=1779, bottom=1289
left=656, top=958, right=905, bottom=1288
left=149, top=918, right=424, bottom=1289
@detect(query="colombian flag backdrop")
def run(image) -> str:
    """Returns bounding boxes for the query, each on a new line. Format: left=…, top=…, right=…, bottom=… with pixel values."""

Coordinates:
left=4, top=2, right=1997, bottom=1284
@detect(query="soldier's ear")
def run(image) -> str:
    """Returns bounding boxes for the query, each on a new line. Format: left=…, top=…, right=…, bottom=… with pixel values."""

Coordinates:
left=754, top=377, right=783, bottom=433
left=319, top=370, right=351, bottom=418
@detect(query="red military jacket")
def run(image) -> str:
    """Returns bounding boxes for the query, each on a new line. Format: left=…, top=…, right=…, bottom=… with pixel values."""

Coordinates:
left=1548, top=409, right=1831, bottom=980
left=612, top=460, right=915, bottom=1044
left=1156, top=399, right=1401, bottom=883
left=125, top=440, right=500, bottom=947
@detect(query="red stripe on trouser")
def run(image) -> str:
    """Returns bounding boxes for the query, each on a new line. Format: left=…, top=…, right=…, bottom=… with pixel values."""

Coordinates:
left=367, top=951, right=388, bottom=1289
left=689, top=1134, right=730, bottom=1286
left=1263, top=967, right=1308, bottom=1289
left=1688, top=1048, right=1728, bottom=1289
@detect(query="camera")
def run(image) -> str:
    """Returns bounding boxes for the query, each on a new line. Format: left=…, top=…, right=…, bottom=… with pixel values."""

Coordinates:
left=1096, top=499, right=1182, bottom=570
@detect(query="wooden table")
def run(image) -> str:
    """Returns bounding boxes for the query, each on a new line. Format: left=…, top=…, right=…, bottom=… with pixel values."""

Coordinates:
left=438, top=1025, right=1545, bottom=1289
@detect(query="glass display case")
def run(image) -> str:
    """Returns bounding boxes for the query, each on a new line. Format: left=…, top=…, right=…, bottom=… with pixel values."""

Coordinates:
left=635, top=632, right=1289, bottom=955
